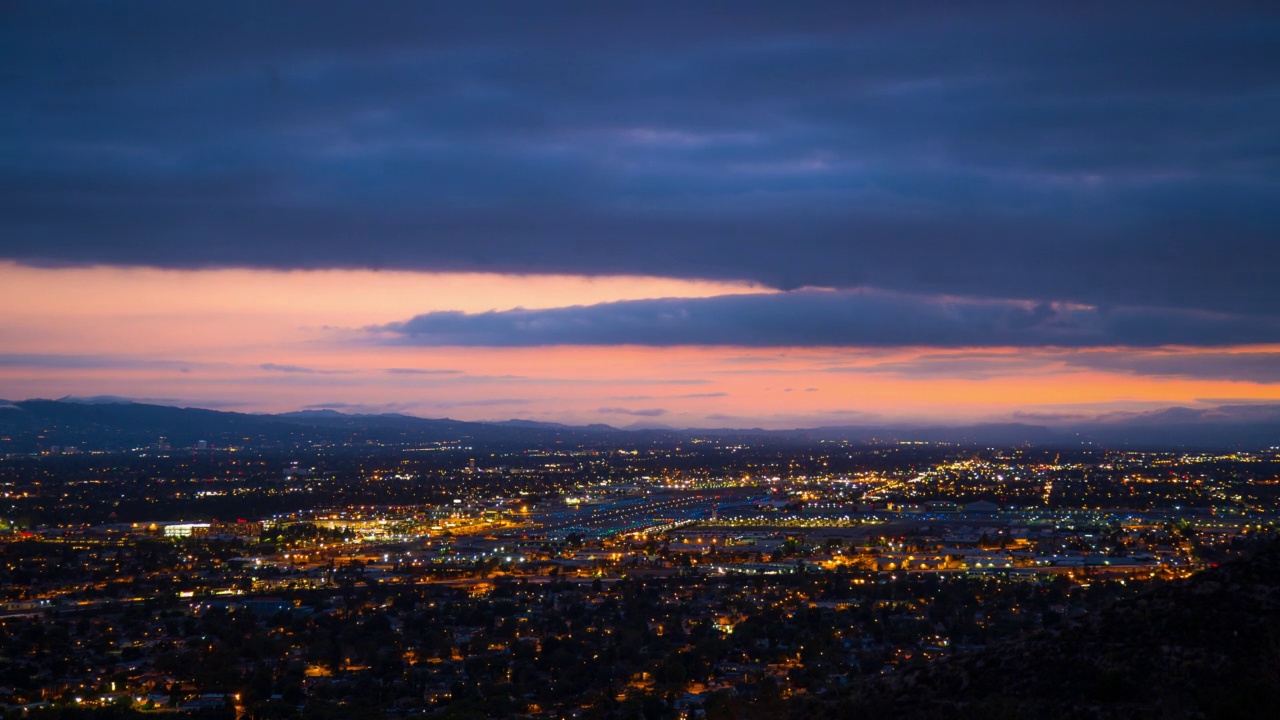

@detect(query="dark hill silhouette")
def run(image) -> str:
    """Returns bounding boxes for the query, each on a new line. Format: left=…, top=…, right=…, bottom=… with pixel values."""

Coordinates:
left=0, top=398, right=1276, bottom=452
left=752, top=542, right=1280, bottom=720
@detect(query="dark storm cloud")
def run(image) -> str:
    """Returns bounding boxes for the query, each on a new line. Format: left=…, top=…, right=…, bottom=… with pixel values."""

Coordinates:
left=378, top=290, right=1280, bottom=348
left=2, top=2, right=1279, bottom=316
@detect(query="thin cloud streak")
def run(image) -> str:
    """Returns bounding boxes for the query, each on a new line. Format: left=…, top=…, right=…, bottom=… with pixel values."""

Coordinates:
left=259, top=362, right=352, bottom=375
left=1064, top=351, right=1280, bottom=383
left=598, top=407, right=669, bottom=417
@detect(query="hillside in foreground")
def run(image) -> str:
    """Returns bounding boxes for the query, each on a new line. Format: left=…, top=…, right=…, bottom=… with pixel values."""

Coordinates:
left=725, top=542, right=1280, bottom=720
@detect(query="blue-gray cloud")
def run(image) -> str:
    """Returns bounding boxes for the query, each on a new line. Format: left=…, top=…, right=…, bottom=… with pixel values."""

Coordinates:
left=0, top=353, right=206, bottom=372
left=259, top=362, right=349, bottom=374
left=598, top=407, right=669, bottom=417
left=836, top=349, right=1280, bottom=383
left=379, top=290, right=1280, bottom=348
left=1064, top=351, right=1280, bottom=383
left=0, top=2, right=1277, bottom=319
left=383, top=368, right=463, bottom=375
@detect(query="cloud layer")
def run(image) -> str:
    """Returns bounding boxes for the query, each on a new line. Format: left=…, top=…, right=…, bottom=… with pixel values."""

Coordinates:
left=380, top=290, right=1280, bottom=348
left=1, top=2, right=1278, bottom=318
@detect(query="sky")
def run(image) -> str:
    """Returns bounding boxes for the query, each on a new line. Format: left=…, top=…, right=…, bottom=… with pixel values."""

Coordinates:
left=2, top=1, right=1279, bottom=428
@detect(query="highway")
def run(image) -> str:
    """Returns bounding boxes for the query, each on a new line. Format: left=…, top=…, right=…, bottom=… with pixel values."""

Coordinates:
left=523, top=489, right=760, bottom=538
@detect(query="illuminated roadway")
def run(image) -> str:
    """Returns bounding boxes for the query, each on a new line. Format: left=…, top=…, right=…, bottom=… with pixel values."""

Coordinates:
left=520, top=489, right=760, bottom=538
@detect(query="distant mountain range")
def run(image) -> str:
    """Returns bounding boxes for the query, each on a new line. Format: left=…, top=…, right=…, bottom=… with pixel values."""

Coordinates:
left=0, top=398, right=620, bottom=453
left=0, top=397, right=1277, bottom=452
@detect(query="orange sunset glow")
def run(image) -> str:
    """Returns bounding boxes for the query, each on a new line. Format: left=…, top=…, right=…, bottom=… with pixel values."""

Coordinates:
left=3, top=262, right=1276, bottom=427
